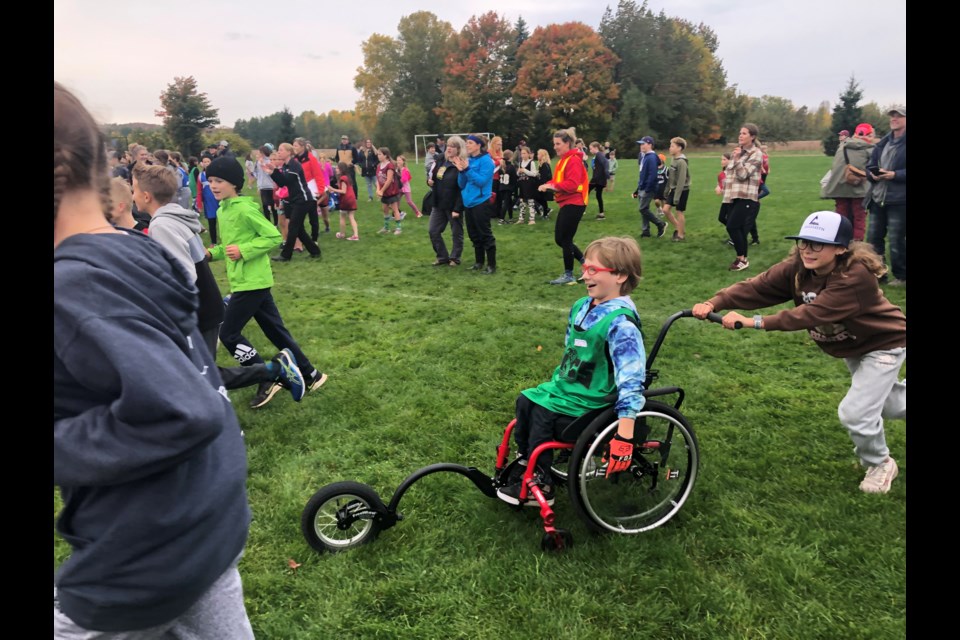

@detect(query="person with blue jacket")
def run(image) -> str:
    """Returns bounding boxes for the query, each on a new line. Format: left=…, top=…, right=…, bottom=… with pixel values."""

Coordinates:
left=634, top=136, right=666, bottom=238
left=454, top=134, right=498, bottom=274
left=865, top=105, right=907, bottom=286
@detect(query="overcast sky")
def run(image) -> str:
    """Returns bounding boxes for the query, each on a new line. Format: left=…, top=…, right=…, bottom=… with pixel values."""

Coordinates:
left=54, top=0, right=906, bottom=127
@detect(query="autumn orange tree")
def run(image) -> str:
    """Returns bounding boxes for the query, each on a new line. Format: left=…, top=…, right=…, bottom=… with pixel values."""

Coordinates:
left=513, top=22, right=620, bottom=144
left=438, top=12, right=528, bottom=141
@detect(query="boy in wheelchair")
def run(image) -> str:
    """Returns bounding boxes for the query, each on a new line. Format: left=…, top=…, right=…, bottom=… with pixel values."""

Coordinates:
left=497, top=236, right=647, bottom=506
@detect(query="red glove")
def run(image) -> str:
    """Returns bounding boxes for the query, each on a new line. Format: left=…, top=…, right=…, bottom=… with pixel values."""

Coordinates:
left=603, top=434, right=634, bottom=478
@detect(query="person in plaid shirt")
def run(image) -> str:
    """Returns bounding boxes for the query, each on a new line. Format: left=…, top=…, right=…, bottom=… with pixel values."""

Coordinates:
left=721, top=123, right=764, bottom=271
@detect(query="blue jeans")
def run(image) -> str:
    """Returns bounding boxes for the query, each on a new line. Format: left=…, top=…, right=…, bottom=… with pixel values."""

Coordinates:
left=866, top=202, right=906, bottom=280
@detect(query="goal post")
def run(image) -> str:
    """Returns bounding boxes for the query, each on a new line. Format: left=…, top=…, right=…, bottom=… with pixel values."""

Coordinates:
left=414, top=132, right=496, bottom=165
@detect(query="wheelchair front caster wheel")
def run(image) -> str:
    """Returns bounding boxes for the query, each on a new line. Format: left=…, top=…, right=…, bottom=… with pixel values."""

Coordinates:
left=541, top=529, right=574, bottom=552
left=301, top=481, right=387, bottom=553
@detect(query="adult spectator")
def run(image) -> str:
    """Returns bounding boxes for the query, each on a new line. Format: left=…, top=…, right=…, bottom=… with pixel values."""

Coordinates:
left=217, top=140, right=236, bottom=160
left=358, top=139, right=378, bottom=202
left=820, top=123, right=875, bottom=241
left=865, top=106, right=907, bottom=286
left=540, top=127, right=589, bottom=285
left=634, top=136, right=666, bottom=238
left=453, top=134, right=497, bottom=274
left=427, top=135, right=466, bottom=267
left=267, top=142, right=322, bottom=262
left=838, top=129, right=850, bottom=144
left=293, top=137, right=327, bottom=240
left=721, top=123, right=764, bottom=271
left=333, top=134, right=361, bottom=196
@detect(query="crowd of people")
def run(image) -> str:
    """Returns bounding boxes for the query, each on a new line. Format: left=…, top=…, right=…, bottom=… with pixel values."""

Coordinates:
left=56, top=76, right=906, bottom=635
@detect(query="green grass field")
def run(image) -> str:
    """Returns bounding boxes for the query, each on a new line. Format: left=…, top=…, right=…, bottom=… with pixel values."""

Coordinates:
left=55, top=152, right=906, bottom=639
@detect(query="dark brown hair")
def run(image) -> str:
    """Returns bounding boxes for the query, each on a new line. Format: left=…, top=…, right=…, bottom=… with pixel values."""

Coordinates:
left=54, top=82, right=111, bottom=222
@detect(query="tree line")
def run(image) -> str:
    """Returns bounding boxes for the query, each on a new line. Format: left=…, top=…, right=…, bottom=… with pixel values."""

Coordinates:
left=108, top=2, right=897, bottom=159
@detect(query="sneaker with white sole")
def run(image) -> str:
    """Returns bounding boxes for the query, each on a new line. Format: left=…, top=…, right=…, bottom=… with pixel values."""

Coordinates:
left=308, top=371, right=329, bottom=392
left=250, top=380, right=282, bottom=409
left=729, top=258, right=749, bottom=271
left=273, top=349, right=305, bottom=402
left=549, top=272, right=576, bottom=285
left=860, top=457, right=899, bottom=494
left=496, top=474, right=555, bottom=507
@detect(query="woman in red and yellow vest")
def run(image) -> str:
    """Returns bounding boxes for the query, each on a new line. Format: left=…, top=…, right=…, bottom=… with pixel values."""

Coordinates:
left=540, top=127, right=590, bottom=285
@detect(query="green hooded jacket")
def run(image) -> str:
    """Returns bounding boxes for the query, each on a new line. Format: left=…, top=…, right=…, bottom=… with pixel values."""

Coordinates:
left=208, top=196, right=281, bottom=292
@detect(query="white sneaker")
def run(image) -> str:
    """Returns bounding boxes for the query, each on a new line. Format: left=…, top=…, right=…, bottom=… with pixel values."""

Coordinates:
left=860, top=457, right=899, bottom=494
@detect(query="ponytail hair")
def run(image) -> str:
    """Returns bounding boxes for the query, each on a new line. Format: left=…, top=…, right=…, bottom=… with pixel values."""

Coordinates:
left=553, top=127, right=577, bottom=145
left=54, top=81, right=111, bottom=222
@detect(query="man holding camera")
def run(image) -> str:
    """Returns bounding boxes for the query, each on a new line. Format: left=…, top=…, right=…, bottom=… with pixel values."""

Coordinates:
left=864, top=105, right=907, bottom=286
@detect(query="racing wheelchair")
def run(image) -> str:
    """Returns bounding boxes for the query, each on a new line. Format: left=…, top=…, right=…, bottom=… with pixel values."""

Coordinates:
left=302, top=310, right=726, bottom=553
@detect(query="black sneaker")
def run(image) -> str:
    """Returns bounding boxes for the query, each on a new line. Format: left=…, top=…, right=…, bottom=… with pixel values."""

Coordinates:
left=469, top=263, right=485, bottom=270
left=750, top=238, right=760, bottom=245
left=640, top=232, right=652, bottom=238
left=250, top=380, right=282, bottom=409
left=496, top=477, right=555, bottom=507
left=656, top=224, right=667, bottom=238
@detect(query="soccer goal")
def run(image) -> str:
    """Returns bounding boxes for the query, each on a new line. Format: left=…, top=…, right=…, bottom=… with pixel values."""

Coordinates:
left=413, top=132, right=496, bottom=165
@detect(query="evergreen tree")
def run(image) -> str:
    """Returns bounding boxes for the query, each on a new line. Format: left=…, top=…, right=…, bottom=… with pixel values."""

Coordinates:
left=278, top=107, right=296, bottom=143
left=822, top=77, right=864, bottom=156
left=156, top=76, right=219, bottom=157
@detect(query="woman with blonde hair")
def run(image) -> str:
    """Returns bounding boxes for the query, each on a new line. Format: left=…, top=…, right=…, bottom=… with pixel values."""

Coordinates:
left=539, top=127, right=589, bottom=284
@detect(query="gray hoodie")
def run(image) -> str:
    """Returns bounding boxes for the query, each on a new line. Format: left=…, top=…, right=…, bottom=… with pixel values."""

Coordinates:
left=149, top=203, right=206, bottom=282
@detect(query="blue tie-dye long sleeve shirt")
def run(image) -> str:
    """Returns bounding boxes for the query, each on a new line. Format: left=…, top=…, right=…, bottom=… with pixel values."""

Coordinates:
left=566, top=296, right=647, bottom=419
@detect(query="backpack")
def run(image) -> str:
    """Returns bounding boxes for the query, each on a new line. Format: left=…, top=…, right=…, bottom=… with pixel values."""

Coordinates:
left=842, top=147, right=866, bottom=186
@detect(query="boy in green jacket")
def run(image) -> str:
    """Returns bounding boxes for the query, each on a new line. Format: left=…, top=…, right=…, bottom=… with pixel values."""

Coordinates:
left=205, top=157, right=328, bottom=408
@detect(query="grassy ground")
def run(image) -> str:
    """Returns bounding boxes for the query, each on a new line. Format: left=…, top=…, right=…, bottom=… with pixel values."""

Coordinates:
left=55, top=152, right=906, bottom=639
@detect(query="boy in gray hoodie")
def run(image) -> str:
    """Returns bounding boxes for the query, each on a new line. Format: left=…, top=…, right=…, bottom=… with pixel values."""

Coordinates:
left=132, top=163, right=305, bottom=408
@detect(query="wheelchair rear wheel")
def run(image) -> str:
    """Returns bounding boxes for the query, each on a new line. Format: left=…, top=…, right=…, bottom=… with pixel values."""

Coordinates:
left=567, top=400, right=699, bottom=535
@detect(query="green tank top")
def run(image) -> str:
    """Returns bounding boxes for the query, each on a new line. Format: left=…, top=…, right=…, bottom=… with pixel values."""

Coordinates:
left=522, top=297, right=638, bottom=417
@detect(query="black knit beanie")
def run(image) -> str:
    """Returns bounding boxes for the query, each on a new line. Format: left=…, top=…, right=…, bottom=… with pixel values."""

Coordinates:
left=206, top=157, right=245, bottom=194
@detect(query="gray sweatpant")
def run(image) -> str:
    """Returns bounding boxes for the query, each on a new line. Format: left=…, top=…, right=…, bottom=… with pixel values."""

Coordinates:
left=54, top=559, right=254, bottom=639
left=839, top=347, right=907, bottom=467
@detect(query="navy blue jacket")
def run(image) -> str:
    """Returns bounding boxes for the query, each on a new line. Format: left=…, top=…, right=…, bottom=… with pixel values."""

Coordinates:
left=54, top=230, right=250, bottom=631
left=637, top=150, right=659, bottom=193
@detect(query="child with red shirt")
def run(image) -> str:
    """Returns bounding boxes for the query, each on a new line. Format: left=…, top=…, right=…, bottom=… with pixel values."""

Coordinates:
left=327, top=162, right=359, bottom=241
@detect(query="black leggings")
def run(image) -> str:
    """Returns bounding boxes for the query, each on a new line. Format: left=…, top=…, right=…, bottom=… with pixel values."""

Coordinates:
left=260, top=189, right=277, bottom=225
left=725, top=199, right=760, bottom=257
left=555, top=204, right=586, bottom=272
left=589, top=184, right=605, bottom=213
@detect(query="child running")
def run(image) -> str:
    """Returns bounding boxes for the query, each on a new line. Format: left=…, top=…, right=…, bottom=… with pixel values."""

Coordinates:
left=396, top=155, right=422, bottom=218
left=327, top=161, right=359, bottom=241
left=203, top=156, right=329, bottom=407
left=692, top=211, right=906, bottom=494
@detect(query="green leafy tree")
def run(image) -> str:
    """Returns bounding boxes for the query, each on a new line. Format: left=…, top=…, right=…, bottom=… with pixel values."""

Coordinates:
left=859, top=102, right=890, bottom=138
left=608, top=84, right=649, bottom=153
left=156, top=76, right=219, bottom=157
left=822, top=77, right=864, bottom=156
left=746, top=95, right=810, bottom=144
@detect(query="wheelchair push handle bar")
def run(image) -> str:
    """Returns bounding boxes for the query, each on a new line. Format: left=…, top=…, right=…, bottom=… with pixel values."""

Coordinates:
left=678, top=309, right=742, bottom=329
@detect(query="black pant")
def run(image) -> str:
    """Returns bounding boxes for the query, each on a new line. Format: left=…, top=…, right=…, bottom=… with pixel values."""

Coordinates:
left=464, top=201, right=497, bottom=267
left=218, top=288, right=316, bottom=377
left=307, top=199, right=320, bottom=242
left=725, top=198, right=759, bottom=257
left=555, top=204, right=586, bottom=272
left=207, top=217, right=218, bottom=244
left=589, top=184, right=605, bottom=213
left=429, top=208, right=463, bottom=263
left=201, top=325, right=276, bottom=391
left=512, top=394, right=576, bottom=477
left=281, top=201, right=321, bottom=259
left=259, top=189, right=277, bottom=225
left=497, top=189, right=514, bottom=220
left=535, top=192, right=552, bottom=216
